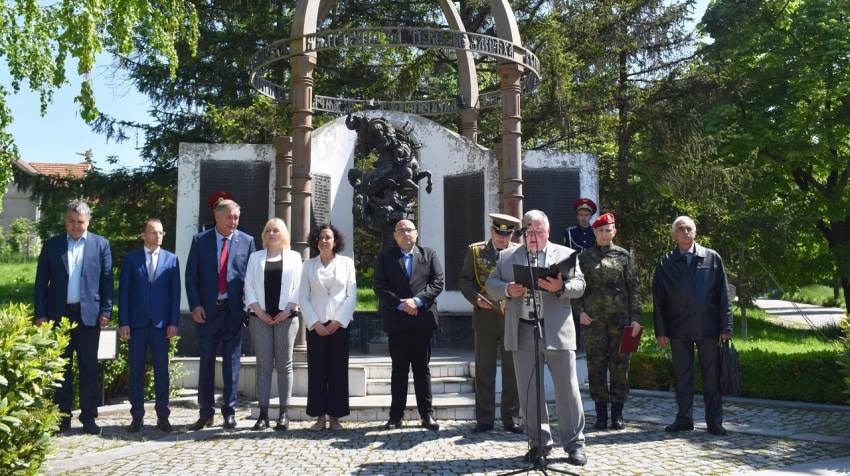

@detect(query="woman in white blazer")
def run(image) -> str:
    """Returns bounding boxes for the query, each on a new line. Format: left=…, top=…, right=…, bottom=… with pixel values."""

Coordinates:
left=244, top=218, right=302, bottom=431
left=301, top=224, right=357, bottom=431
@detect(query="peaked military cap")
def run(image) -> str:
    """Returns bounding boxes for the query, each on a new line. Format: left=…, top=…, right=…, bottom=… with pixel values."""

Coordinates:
left=574, top=198, right=597, bottom=214
left=489, top=213, right=521, bottom=236
left=208, top=191, right=234, bottom=209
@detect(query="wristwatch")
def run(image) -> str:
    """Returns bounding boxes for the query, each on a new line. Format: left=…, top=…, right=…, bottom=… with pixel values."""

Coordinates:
left=555, top=287, right=565, bottom=298
left=284, top=306, right=293, bottom=313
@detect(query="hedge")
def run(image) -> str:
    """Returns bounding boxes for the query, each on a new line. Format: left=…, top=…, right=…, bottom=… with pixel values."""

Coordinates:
left=629, top=347, right=846, bottom=404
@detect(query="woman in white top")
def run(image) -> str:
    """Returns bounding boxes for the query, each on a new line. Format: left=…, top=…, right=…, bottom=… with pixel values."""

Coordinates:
left=300, top=224, right=357, bottom=431
left=243, top=218, right=302, bottom=431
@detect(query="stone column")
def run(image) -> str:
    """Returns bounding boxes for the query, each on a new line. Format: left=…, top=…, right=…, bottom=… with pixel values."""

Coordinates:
left=495, top=141, right=504, bottom=213
left=290, top=54, right=316, bottom=359
left=273, top=136, right=293, bottom=226
left=498, top=63, right=525, bottom=218
left=459, top=108, right=479, bottom=143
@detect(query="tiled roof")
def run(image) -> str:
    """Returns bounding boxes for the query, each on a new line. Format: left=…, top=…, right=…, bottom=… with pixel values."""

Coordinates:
left=13, top=159, right=90, bottom=178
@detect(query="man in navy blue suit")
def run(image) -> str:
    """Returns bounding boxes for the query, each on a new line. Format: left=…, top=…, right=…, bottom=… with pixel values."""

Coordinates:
left=185, top=199, right=255, bottom=430
left=35, top=200, right=113, bottom=435
left=119, top=218, right=180, bottom=433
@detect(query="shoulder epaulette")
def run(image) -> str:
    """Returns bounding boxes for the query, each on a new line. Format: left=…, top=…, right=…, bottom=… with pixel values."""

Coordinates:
left=468, top=241, right=487, bottom=249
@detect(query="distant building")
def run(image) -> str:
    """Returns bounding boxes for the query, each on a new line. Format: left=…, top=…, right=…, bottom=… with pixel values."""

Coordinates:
left=1, top=159, right=91, bottom=230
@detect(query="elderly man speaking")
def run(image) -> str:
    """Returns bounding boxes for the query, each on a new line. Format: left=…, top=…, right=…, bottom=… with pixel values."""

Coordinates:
left=653, top=216, right=733, bottom=436
left=486, top=210, right=587, bottom=467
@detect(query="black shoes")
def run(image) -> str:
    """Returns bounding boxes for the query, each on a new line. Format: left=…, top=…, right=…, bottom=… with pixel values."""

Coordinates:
left=504, top=423, right=524, bottom=434
left=275, top=412, right=289, bottom=431
left=594, top=402, right=608, bottom=430
left=610, top=402, right=625, bottom=430
left=472, top=423, right=493, bottom=433
left=421, top=414, right=440, bottom=431
left=81, top=419, right=101, bottom=435
left=385, top=417, right=403, bottom=429
left=56, top=416, right=72, bottom=434
left=156, top=417, right=172, bottom=433
left=253, top=406, right=270, bottom=431
left=566, top=447, right=588, bottom=466
left=191, top=415, right=214, bottom=431
left=223, top=415, right=237, bottom=429
left=707, top=424, right=727, bottom=436
left=665, top=419, right=695, bottom=432
left=522, top=446, right=552, bottom=464
left=128, top=417, right=143, bottom=433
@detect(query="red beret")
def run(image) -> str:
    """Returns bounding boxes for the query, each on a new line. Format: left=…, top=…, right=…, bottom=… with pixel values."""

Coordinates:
left=208, top=191, right=234, bottom=209
left=592, top=213, right=615, bottom=229
left=574, top=198, right=597, bottom=214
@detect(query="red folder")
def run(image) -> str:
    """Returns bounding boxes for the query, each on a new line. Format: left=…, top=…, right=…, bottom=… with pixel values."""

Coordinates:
left=619, top=326, right=643, bottom=354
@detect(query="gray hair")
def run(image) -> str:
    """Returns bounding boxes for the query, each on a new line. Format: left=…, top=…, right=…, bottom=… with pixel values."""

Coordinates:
left=523, top=209, right=549, bottom=228
left=66, top=199, right=91, bottom=220
left=671, top=216, right=695, bottom=232
left=214, top=199, right=240, bottom=214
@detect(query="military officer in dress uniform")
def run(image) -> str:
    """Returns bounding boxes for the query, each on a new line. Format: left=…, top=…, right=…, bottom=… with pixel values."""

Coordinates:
left=564, top=198, right=597, bottom=253
left=573, top=213, right=643, bottom=431
left=460, top=213, right=523, bottom=434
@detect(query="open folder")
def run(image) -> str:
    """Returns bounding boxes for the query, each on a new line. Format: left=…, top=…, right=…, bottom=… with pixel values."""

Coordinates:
left=511, top=253, right=577, bottom=288
left=618, top=326, right=643, bottom=354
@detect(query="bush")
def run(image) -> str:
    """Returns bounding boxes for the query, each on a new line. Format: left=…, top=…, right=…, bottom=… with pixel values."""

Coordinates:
left=0, top=303, right=71, bottom=475
left=838, top=315, right=850, bottom=404
left=629, top=345, right=847, bottom=404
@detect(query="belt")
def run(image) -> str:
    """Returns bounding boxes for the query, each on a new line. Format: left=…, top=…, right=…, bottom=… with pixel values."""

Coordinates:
left=519, top=318, right=543, bottom=326
left=66, top=303, right=81, bottom=311
left=216, top=299, right=229, bottom=306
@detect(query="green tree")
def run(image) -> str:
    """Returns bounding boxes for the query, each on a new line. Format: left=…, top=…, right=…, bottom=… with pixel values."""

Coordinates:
left=700, top=0, right=850, bottom=310
left=0, top=0, right=200, bottom=196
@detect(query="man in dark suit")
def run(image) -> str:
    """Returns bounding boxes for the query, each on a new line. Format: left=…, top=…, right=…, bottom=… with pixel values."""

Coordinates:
left=185, top=199, right=255, bottom=430
left=373, top=219, right=444, bottom=431
left=459, top=213, right=523, bottom=434
left=653, top=215, right=733, bottom=436
left=35, top=199, right=113, bottom=435
left=119, top=218, right=180, bottom=433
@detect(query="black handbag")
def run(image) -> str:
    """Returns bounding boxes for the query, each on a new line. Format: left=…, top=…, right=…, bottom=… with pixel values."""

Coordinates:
left=719, top=339, right=741, bottom=396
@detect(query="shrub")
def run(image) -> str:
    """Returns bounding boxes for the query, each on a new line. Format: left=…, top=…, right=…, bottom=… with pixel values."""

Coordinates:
left=838, top=314, right=850, bottom=404
left=629, top=345, right=847, bottom=404
left=0, top=303, right=71, bottom=475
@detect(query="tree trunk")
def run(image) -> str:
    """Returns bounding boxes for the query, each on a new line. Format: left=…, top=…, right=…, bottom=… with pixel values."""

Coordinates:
left=617, top=49, right=630, bottom=212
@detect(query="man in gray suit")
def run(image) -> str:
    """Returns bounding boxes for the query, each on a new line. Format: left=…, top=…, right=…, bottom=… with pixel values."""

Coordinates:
left=486, top=209, right=587, bottom=467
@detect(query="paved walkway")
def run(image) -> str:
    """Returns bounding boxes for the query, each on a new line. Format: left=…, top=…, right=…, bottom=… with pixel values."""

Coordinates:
left=754, top=298, right=846, bottom=328
left=45, top=389, right=850, bottom=475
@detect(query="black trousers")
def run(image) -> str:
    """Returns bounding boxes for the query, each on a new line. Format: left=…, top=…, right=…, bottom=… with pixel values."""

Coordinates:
left=670, top=337, right=722, bottom=427
left=306, top=326, right=350, bottom=418
left=387, top=328, right=434, bottom=419
left=55, top=309, right=101, bottom=423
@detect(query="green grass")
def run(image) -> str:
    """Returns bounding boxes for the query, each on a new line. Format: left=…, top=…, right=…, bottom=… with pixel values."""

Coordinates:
left=0, top=261, right=37, bottom=306
left=639, top=303, right=843, bottom=354
left=786, top=284, right=846, bottom=309
left=355, top=272, right=377, bottom=311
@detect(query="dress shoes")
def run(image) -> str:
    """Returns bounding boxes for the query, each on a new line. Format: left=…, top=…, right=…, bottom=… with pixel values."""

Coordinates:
left=566, top=447, right=588, bottom=466
left=57, top=417, right=72, bottom=434
left=190, top=415, right=214, bottom=431
left=223, top=415, right=237, bottom=429
left=128, top=417, right=143, bottom=433
left=384, top=417, right=403, bottom=430
left=156, top=417, right=173, bottom=433
left=81, top=419, right=101, bottom=435
left=707, top=424, right=727, bottom=436
left=665, top=420, right=695, bottom=433
left=275, top=412, right=289, bottom=431
left=471, top=423, right=493, bottom=433
left=522, top=446, right=552, bottom=464
left=421, top=414, right=440, bottom=431
left=504, top=423, right=524, bottom=434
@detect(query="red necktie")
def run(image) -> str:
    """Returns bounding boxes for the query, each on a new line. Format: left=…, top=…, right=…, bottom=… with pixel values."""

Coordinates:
left=218, top=237, right=228, bottom=294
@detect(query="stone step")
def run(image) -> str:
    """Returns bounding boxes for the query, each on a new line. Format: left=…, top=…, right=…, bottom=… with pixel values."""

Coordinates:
left=250, top=392, right=585, bottom=422
left=363, top=362, right=471, bottom=380
left=366, top=376, right=474, bottom=395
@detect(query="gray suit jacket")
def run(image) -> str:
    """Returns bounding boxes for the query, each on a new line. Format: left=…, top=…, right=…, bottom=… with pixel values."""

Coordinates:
left=485, top=243, right=585, bottom=351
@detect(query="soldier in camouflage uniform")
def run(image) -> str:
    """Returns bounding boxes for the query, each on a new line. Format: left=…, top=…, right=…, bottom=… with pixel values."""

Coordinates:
left=573, top=213, right=643, bottom=431
left=460, top=214, right=523, bottom=434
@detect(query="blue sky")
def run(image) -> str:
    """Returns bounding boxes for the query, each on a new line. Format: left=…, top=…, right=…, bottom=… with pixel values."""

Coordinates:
left=4, top=0, right=711, bottom=171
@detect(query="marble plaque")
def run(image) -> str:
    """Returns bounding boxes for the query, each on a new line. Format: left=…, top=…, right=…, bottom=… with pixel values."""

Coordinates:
left=198, top=160, right=271, bottom=243
left=443, top=171, right=485, bottom=291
